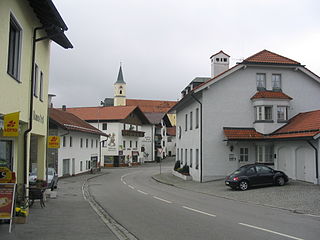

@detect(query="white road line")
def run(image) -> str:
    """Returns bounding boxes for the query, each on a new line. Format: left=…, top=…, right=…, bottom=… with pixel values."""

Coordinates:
left=182, top=206, right=216, bottom=217
left=128, top=185, right=135, bottom=190
left=306, top=213, right=320, bottom=218
left=238, top=223, right=304, bottom=240
left=137, top=190, right=148, bottom=195
left=122, top=181, right=127, bottom=185
left=153, top=196, right=172, bottom=204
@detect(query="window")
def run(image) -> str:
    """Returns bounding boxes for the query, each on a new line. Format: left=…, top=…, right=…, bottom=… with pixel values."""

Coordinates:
left=255, top=106, right=273, bottom=121
left=91, top=139, right=93, bottom=148
left=256, top=165, right=273, bottom=174
left=256, top=73, right=266, bottom=90
left=195, top=149, right=199, bottom=169
left=102, top=123, right=108, bottom=130
left=181, top=149, right=183, bottom=165
left=120, top=90, right=122, bottom=94
left=216, top=58, right=219, bottom=62
left=167, top=137, right=172, bottom=142
left=190, top=111, right=193, bottom=130
left=277, top=106, right=288, bottom=121
left=7, top=14, right=22, bottom=80
left=130, top=141, right=132, bottom=148
left=195, top=108, right=199, bottom=129
left=62, top=136, right=66, bottom=147
left=272, top=74, right=281, bottom=90
left=86, top=139, right=88, bottom=148
left=80, top=138, right=83, bottom=148
left=33, top=64, right=39, bottom=97
left=256, top=145, right=274, bottom=163
left=162, top=141, right=165, bottom=147
left=80, top=161, right=83, bottom=171
left=96, top=139, right=98, bottom=148
left=123, top=140, right=126, bottom=148
left=246, top=167, right=256, bottom=175
left=265, top=106, right=272, bottom=120
left=223, top=58, right=227, bottom=62
left=185, top=114, right=188, bottom=131
left=190, top=149, right=193, bottom=168
left=69, top=136, right=72, bottom=147
left=239, top=148, right=248, bottom=162
left=185, top=149, right=188, bottom=166
left=177, top=148, right=179, bottom=161
left=135, top=141, right=138, bottom=148
left=123, top=123, right=126, bottom=130
left=39, top=71, right=44, bottom=101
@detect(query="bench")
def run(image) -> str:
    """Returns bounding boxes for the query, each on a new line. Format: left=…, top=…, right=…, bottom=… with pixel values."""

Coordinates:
left=28, top=187, right=46, bottom=208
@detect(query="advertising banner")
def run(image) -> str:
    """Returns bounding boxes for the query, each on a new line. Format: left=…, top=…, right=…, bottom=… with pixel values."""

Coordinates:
left=0, top=184, right=15, bottom=219
left=3, top=112, right=19, bottom=137
left=48, top=136, right=60, bottom=148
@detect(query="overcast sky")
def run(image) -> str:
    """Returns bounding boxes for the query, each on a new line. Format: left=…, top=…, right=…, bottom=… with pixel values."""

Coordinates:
left=49, top=0, right=320, bottom=108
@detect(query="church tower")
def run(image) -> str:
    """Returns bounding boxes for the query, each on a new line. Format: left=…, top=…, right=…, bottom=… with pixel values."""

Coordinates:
left=114, top=65, right=126, bottom=106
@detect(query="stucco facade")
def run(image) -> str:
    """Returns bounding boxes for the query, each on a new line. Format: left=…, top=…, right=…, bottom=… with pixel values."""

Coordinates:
left=174, top=50, right=320, bottom=183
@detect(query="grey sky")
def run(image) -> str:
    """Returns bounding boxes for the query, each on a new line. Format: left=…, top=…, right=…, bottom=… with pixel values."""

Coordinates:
left=49, top=0, right=320, bottom=108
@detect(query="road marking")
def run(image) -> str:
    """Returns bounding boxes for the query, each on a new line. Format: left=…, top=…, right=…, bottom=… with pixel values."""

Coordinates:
left=182, top=206, right=216, bottom=217
left=153, top=196, right=172, bottom=204
left=306, top=214, right=320, bottom=218
left=238, top=223, right=304, bottom=240
left=128, top=185, right=135, bottom=190
left=137, top=190, right=148, bottom=195
left=122, top=181, right=127, bottom=185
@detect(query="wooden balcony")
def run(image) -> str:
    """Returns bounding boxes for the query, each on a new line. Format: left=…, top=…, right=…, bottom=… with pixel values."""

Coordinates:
left=122, top=129, right=145, bottom=137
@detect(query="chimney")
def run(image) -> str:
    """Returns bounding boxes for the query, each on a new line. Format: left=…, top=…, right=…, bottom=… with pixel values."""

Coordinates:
left=62, top=105, right=67, bottom=111
left=210, top=50, right=230, bottom=77
left=48, top=94, right=56, bottom=108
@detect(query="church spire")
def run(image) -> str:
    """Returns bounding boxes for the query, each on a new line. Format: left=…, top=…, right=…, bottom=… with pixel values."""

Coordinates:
left=115, top=64, right=126, bottom=84
left=114, top=64, right=126, bottom=106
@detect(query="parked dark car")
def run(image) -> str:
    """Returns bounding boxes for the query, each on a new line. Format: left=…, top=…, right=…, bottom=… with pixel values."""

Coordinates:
left=225, top=164, right=288, bottom=191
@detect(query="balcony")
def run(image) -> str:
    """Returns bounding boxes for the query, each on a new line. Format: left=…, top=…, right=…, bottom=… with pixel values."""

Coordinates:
left=122, top=129, right=145, bottom=137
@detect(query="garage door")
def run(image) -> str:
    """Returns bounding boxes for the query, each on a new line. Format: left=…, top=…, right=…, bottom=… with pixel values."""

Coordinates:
left=278, top=147, right=292, bottom=178
left=296, top=147, right=314, bottom=183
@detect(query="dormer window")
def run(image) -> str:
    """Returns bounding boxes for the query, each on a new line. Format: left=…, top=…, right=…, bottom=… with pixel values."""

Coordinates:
left=255, top=106, right=273, bottom=122
left=277, top=106, right=288, bottom=122
left=256, top=73, right=266, bottom=90
left=272, top=74, right=281, bottom=91
left=216, top=58, right=220, bottom=62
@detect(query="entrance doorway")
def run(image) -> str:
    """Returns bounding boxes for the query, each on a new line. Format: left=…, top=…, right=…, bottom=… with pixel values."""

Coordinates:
left=63, top=159, right=70, bottom=176
left=0, top=140, right=13, bottom=170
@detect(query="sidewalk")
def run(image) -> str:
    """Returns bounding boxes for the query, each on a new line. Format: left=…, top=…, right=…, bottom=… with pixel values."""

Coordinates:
left=153, top=171, right=320, bottom=216
left=0, top=174, right=118, bottom=240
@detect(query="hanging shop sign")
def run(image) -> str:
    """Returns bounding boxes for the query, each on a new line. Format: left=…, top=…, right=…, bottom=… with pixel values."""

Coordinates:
left=0, top=167, right=16, bottom=232
left=3, top=112, right=19, bottom=137
left=48, top=136, right=60, bottom=148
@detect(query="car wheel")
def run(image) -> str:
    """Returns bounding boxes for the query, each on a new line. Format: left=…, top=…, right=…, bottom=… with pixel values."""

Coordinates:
left=239, top=180, right=249, bottom=191
left=276, top=176, right=285, bottom=186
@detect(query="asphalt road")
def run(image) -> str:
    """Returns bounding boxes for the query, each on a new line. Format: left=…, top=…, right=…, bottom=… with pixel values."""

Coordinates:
left=88, top=163, right=320, bottom=240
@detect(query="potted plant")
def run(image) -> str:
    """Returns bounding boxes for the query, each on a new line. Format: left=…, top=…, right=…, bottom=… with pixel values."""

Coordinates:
left=14, top=206, right=28, bottom=224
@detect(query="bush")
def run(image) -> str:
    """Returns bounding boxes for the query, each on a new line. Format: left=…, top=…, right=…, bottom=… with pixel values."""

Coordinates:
left=174, top=161, right=181, bottom=170
left=177, top=165, right=189, bottom=175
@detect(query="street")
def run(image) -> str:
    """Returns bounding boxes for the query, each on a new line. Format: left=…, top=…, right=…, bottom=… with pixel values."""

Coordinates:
left=87, top=161, right=320, bottom=240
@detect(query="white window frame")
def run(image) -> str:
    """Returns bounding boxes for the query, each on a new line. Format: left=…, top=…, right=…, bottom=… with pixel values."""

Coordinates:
left=256, top=73, right=266, bottom=90
left=272, top=74, right=281, bottom=90
left=256, top=145, right=274, bottom=163
left=7, top=14, right=22, bottom=81
left=239, top=148, right=249, bottom=162
left=255, top=106, right=273, bottom=121
left=277, top=106, right=288, bottom=121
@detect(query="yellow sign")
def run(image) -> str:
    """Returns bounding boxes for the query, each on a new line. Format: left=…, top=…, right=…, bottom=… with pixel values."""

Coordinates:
left=48, top=136, right=60, bottom=148
left=0, top=167, right=15, bottom=183
left=3, top=112, right=19, bottom=137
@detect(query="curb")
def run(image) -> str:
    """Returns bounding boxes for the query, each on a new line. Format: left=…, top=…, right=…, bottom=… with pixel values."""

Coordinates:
left=152, top=175, right=320, bottom=217
left=82, top=173, right=138, bottom=240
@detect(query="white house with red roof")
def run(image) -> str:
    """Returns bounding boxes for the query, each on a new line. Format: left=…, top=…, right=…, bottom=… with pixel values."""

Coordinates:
left=48, top=108, right=107, bottom=177
left=172, top=49, right=320, bottom=184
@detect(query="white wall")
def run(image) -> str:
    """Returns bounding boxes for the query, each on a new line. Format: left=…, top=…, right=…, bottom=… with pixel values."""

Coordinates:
left=140, top=125, right=154, bottom=162
left=57, top=129, right=100, bottom=177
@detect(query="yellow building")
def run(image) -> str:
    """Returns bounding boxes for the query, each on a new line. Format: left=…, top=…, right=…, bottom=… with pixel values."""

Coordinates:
left=0, top=0, right=72, bottom=199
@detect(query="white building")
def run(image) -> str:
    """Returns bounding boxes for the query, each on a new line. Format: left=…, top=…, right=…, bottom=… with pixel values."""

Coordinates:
left=172, top=49, right=320, bottom=184
left=48, top=108, right=106, bottom=177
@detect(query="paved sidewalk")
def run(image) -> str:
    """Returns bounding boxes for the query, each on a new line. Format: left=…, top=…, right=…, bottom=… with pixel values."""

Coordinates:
left=0, top=174, right=118, bottom=240
left=153, top=171, right=320, bottom=216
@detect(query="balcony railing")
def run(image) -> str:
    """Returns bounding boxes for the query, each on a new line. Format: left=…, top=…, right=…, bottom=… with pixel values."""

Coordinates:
left=122, top=129, right=145, bottom=137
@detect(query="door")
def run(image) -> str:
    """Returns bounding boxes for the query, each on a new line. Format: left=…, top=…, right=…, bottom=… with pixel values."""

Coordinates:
left=255, top=165, right=274, bottom=185
left=63, top=159, right=70, bottom=176
left=0, top=140, right=13, bottom=170
left=296, top=147, right=314, bottom=182
left=114, top=156, right=119, bottom=167
left=278, top=147, right=289, bottom=177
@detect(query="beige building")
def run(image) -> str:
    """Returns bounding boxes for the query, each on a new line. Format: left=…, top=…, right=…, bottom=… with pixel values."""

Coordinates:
left=0, top=0, right=72, bottom=199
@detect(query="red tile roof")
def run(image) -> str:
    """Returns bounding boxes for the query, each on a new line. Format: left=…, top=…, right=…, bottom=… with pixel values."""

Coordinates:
left=126, top=99, right=177, bottom=113
left=223, top=128, right=264, bottom=140
left=274, top=110, right=320, bottom=134
left=243, top=50, right=300, bottom=65
left=224, top=110, right=320, bottom=140
left=251, top=91, right=293, bottom=100
left=49, top=108, right=107, bottom=136
left=65, top=106, right=137, bottom=121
